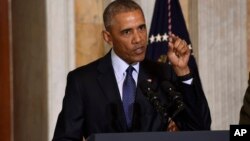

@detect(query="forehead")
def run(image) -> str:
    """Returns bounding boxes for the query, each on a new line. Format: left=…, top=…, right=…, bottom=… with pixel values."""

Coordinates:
left=111, top=10, right=145, bottom=27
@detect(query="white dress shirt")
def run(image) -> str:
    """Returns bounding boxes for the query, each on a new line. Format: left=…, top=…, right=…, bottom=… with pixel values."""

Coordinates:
left=111, top=50, right=139, bottom=100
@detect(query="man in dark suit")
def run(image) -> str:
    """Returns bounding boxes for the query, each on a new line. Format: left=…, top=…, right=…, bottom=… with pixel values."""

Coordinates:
left=240, top=72, right=250, bottom=124
left=52, top=0, right=211, bottom=140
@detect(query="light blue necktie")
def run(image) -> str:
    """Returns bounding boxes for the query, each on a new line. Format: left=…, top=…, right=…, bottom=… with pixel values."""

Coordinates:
left=122, top=66, right=136, bottom=128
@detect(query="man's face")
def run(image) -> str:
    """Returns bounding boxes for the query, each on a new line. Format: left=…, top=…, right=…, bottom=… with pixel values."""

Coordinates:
left=103, top=10, right=147, bottom=64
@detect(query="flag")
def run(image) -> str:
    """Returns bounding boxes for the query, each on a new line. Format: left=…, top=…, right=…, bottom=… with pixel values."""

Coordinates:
left=146, top=0, right=192, bottom=62
left=144, top=0, right=211, bottom=129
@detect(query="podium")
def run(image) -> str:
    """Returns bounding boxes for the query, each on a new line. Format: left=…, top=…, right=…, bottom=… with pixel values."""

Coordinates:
left=87, top=131, right=229, bottom=141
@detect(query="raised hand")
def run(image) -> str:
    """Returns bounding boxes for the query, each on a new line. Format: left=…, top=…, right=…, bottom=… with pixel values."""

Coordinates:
left=167, top=34, right=191, bottom=76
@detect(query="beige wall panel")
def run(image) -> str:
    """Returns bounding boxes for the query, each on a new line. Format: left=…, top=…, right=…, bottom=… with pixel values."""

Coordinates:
left=179, top=0, right=189, bottom=29
left=75, top=0, right=105, bottom=67
left=188, top=0, right=199, bottom=60
left=197, top=0, right=248, bottom=129
left=76, top=23, right=104, bottom=66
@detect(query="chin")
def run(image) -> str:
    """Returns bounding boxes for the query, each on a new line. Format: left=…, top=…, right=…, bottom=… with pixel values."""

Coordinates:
left=136, top=56, right=145, bottom=62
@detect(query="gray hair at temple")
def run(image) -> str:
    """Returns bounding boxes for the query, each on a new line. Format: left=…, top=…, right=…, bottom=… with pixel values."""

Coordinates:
left=103, top=0, right=144, bottom=30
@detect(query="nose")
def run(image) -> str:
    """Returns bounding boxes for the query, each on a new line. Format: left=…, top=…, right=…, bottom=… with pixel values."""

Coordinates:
left=132, top=31, right=142, bottom=44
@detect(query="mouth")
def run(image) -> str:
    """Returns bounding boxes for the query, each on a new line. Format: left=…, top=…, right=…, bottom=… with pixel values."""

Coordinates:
left=134, top=46, right=146, bottom=55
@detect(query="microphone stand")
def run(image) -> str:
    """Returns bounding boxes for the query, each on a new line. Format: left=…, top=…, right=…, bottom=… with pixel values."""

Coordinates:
left=140, top=79, right=170, bottom=129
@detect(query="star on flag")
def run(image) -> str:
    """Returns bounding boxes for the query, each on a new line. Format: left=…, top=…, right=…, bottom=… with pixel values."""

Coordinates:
left=149, top=33, right=169, bottom=44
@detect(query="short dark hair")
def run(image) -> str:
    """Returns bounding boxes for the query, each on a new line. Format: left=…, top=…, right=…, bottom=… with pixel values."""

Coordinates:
left=103, top=0, right=144, bottom=30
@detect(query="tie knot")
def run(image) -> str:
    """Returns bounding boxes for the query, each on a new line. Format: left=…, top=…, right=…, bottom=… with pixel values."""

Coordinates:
left=126, top=66, right=134, bottom=76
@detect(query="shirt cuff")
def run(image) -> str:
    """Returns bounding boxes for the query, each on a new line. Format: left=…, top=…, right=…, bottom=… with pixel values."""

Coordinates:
left=182, top=78, right=193, bottom=85
left=178, top=72, right=193, bottom=85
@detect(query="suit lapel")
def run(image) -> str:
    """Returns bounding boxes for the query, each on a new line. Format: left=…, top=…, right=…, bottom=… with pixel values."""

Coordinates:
left=96, top=52, right=127, bottom=131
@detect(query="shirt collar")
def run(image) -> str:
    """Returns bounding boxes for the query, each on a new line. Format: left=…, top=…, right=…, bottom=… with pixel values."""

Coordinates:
left=111, top=49, right=139, bottom=79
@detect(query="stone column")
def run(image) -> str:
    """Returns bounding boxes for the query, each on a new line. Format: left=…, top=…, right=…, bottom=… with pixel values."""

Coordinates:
left=46, top=0, right=75, bottom=140
left=12, top=0, right=75, bottom=140
left=12, top=0, right=48, bottom=140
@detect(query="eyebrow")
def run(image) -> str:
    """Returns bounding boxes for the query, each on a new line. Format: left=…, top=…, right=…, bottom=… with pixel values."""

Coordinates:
left=138, top=24, right=146, bottom=29
left=120, top=28, right=132, bottom=34
left=120, top=23, right=146, bottom=33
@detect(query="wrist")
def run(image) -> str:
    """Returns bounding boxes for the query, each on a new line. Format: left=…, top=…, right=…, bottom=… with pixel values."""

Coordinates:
left=178, top=72, right=193, bottom=81
left=174, top=66, right=190, bottom=76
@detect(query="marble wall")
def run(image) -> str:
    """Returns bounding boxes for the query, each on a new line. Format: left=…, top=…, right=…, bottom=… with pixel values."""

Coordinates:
left=196, top=0, right=248, bottom=129
left=75, top=0, right=105, bottom=67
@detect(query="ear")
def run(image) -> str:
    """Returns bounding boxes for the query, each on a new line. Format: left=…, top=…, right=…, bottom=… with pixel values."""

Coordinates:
left=102, top=30, right=113, bottom=46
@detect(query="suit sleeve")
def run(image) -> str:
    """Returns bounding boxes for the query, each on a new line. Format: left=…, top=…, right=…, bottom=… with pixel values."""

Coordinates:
left=239, top=72, right=250, bottom=124
left=52, top=71, right=85, bottom=141
left=174, top=55, right=212, bottom=130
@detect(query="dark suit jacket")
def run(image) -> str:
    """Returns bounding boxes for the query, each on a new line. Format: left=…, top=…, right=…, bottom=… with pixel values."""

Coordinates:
left=52, top=51, right=211, bottom=141
left=240, top=72, right=250, bottom=124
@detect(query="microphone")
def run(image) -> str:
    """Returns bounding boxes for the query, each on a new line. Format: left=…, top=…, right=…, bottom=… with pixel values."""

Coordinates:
left=161, top=81, right=185, bottom=121
left=140, top=79, right=169, bottom=126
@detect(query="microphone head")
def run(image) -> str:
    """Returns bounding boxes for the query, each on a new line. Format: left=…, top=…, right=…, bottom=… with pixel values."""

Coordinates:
left=161, top=81, right=185, bottom=119
left=139, top=79, right=154, bottom=94
left=161, top=81, right=176, bottom=92
left=161, top=81, right=182, bottom=101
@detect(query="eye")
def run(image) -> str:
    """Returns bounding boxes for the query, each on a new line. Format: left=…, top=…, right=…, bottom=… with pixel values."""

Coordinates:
left=138, top=25, right=146, bottom=32
left=121, top=29, right=131, bottom=36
